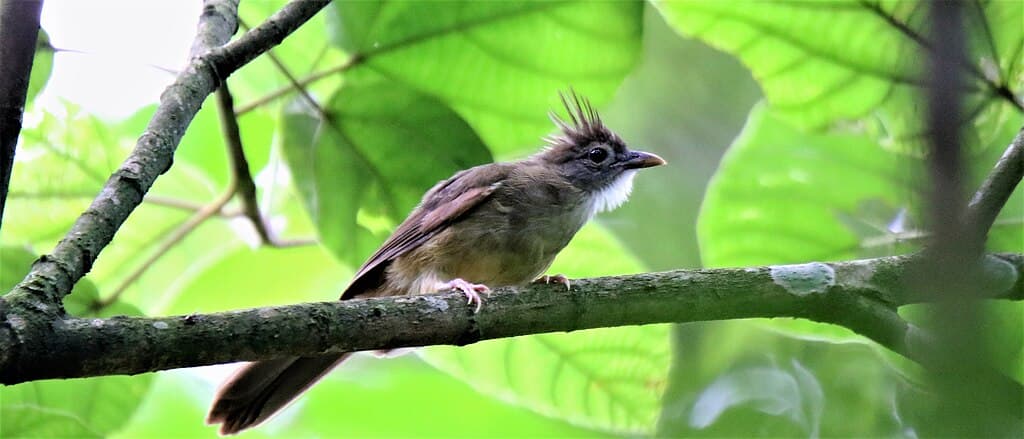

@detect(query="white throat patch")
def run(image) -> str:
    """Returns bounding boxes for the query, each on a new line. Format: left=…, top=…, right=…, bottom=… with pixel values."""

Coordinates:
left=590, top=170, right=637, bottom=216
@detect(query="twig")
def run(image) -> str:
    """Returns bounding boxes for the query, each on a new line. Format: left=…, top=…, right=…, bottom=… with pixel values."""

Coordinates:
left=234, top=59, right=359, bottom=116
left=144, top=194, right=223, bottom=214
left=215, top=82, right=318, bottom=248
left=94, top=188, right=236, bottom=309
left=967, top=127, right=1024, bottom=241
left=215, top=83, right=271, bottom=242
left=0, top=0, right=44, bottom=227
left=237, top=19, right=328, bottom=117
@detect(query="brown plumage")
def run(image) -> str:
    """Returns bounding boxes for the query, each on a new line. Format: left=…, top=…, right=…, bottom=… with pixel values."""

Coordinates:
left=206, top=93, right=664, bottom=434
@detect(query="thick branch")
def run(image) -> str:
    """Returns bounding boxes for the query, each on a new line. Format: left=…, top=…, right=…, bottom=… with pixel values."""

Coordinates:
left=0, top=0, right=44, bottom=227
left=1, top=253, right=1019, bottom=384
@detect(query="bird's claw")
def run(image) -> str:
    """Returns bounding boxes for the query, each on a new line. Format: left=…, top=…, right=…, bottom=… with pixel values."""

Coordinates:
left=534, top=274, right=571, bottom=290
left=436, top=278, right=490, bottom=313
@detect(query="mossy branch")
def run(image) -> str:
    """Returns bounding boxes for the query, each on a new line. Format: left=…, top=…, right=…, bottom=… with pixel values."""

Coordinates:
left=0, top=253, right=1020, bottom=384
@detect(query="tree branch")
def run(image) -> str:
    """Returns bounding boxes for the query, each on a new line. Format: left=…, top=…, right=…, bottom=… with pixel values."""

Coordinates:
left=0, top=0, right=44, bottom=227
left=967, top=126, right=1024, bottom=241
left=2, top=0, right=329, bottom=308
left=0, top=253, right=1019, bottom=384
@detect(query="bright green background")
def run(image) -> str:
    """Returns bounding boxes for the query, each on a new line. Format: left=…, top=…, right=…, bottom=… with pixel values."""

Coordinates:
left=2, top=1, right=1021, bottom=437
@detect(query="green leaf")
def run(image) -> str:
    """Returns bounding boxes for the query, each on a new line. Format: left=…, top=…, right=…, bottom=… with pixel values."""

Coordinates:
left=699, top=104, right=918, bottom=268
left=280, top=77, right=492, bottom=266
left=0, top=246, right=36, bottom=293
left=652, top=0, right=1023, bottom=147
left=161, top=243, right=350, bottom=314
left=1, top=374, right=154, bottom=438
left=27, top=30, right=54, bottom=104
left=658, top=322, right=923, bottom=437
left=420, top=224, right=670, bottom=434
left=698, top=105, right=1022, bottom=345
left=327, top=0, right=643, bottom=154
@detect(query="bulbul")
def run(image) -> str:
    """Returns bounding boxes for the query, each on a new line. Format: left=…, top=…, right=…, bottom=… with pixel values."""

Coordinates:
left=207, top=93, right=665, bottom=434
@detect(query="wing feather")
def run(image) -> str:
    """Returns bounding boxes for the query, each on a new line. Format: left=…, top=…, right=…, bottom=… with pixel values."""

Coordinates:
left=340, top=164, right=509, bottom=299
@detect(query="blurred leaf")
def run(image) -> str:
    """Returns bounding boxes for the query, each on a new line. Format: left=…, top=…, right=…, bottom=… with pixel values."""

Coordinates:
left=689, top=360, right=822, bottom=436
left=280, top=77, right=491, bottom=266
left=27, top=30, right=54, bottom=104
left=326, top=0, right=643, bottom=154
left=652, top=0, right=1023, bottom=149
left=161, top=243, right=350, bottom=314
left=658, top=322, right=923, bottom=438
left=699, top=104, right=919, bottom=269
left=420, top=224, right=670, bottom=434
left=0, top=374, right=154, bottom=439
left=1, top=246, right=35, bottom=293
left=119, top=356, right=609, bottom=439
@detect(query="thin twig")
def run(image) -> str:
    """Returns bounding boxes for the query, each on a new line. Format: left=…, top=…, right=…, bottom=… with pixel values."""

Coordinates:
left=216, top=83, right=271, bottom=243
left=234, top=59, right=358, bottom=116
left=144, top=194, right=224, bottom=214
left=94, top=187, right=236, bottom=309
left=215, top=82, right=318, bottom=248
left=237, top=18, right=329, bottom=117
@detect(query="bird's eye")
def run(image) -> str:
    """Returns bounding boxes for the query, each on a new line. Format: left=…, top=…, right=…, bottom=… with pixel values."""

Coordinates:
left=588, top=147, right=608, bottom=164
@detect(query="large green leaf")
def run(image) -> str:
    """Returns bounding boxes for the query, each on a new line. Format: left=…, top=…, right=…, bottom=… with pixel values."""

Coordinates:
left=326, top=0, right=643, bottom=154
left=420, top=224, right=670, bottom=434
left=699, top=104, right=918, bottom=268
left=653, top=0, right=1023, bottom=148
left=1, top=374, right=154, bottom=438
left=280, top=77, right=492, bottom=266
left=699, top=104, right=1023, bottom=268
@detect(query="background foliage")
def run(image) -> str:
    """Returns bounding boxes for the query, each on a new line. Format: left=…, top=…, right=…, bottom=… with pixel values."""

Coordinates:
left=1, top=1, right=1021, bottom=437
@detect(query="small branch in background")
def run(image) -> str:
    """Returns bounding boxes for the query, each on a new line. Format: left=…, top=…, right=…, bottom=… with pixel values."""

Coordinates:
left=216, top=83, right=271, bottom=243
left=144, top=194, right=227, bottom=215
left=0, top=0, right=44, bottom=228
left=234, top=59, right=360, bottom=116
left=215, top=82, right=318, bottom=248
left=967, top=127, right=1024, bottom=240
left=237, top=19, right=329, bottom=118
left=94, top=187, right=236, bottom=310
left=918, top=2, right=1019, bottom=435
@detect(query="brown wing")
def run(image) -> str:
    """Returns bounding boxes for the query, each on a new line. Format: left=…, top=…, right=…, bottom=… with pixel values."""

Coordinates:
left=340, top=163, right=510, bottom=300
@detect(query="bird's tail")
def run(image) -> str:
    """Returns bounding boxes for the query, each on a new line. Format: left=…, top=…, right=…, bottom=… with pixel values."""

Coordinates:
left=207, top=353, right=350, bottom=435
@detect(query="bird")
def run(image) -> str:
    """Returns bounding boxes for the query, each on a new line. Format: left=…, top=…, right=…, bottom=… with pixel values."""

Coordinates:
left=206, top=92, right=666, bottom=434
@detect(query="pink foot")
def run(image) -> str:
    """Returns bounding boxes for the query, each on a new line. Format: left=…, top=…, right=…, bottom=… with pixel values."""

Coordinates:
left=534, top=274, right=571, bottom=290
left=436, top=278, right=490, bottom=313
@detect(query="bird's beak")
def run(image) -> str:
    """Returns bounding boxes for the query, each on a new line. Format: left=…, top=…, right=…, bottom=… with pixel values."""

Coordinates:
left=623, top=150, right=667, bottom=169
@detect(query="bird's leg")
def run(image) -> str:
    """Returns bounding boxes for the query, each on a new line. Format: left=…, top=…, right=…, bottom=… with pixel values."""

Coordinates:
left=435, top=278, right=490, bottom=313
left=534, top=274, right=571, bottom=290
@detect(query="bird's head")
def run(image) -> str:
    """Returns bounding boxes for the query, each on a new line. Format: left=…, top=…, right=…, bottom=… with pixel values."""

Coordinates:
left=537, top=92, right=665, bottom=213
